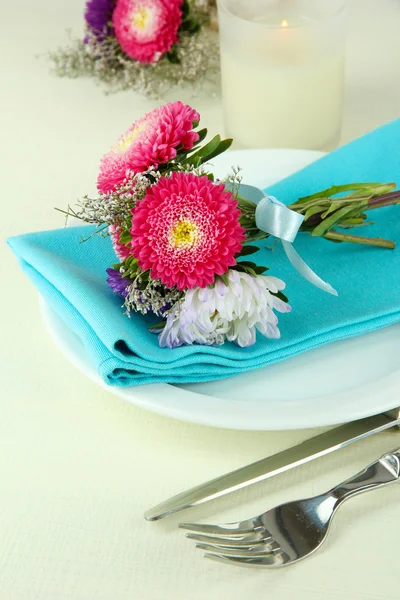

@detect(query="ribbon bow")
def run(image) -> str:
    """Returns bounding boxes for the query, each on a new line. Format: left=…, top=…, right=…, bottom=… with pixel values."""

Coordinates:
left=240, top=184, right=337, bottom=296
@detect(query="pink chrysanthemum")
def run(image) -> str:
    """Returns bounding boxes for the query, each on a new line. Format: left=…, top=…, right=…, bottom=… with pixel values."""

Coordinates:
left=113, top=0, right=183, bottom=64
left=131, top=172, right=246, bottom=290
left=109, top=224, right=132, bottom=260
left=97, top=101, right=200, bottom=194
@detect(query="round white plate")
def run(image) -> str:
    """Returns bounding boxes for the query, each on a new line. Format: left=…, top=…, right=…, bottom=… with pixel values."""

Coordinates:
left=40, top=149, right=400, bottom=431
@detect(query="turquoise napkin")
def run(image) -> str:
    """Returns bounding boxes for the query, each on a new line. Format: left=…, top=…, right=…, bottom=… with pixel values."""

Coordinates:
left=7, top=119, right=400, bottom=386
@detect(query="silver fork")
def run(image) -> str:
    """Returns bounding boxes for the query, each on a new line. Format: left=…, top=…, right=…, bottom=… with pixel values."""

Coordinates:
left=180, top=448, right=400, bottom=568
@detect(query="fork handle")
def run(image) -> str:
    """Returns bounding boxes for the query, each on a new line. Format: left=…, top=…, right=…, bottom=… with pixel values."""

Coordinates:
left=331, top=448, right=400, bottom=504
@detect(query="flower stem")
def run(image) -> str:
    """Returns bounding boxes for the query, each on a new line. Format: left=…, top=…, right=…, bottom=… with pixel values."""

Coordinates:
left=323, top=230, right=395, bottom=248
left=368, top=190, right=400, bottom=207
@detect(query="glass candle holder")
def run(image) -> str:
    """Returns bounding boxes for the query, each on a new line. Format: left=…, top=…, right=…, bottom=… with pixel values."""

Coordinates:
left=218, top=0, right=346, bottom=150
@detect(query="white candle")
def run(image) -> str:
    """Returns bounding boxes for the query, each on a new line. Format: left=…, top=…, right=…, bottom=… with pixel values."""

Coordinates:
left=218, top=0, right=346, bottom=150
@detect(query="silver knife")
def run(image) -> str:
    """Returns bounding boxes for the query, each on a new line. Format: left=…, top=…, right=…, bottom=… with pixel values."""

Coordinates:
left=145, top=407, right=400, bottom=521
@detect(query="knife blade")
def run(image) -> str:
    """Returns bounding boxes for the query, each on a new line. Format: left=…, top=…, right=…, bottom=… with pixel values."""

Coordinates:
left=145, top=407, right=400, bottom=521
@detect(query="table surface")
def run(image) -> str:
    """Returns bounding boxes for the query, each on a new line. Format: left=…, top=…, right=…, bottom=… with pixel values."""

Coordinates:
left=2, top=1, right=400, bottom=598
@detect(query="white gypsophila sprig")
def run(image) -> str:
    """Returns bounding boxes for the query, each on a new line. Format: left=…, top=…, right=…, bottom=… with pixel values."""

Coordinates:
left=221, top=166, right=243, bottom=198
left=159, top=269, right=291, bottom=348
left=49, top=28, right=219, bottom=99
left=62, top=170, right=161, bottom=230
left=175, top=163, right=208, bottom=177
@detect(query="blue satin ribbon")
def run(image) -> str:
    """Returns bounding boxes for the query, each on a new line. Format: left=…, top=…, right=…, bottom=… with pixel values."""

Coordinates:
left=239, top=184, right=338, bottom=296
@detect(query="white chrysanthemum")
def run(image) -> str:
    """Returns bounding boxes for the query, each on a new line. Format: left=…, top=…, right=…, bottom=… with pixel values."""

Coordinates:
left=159, top=269, right=291, bottom=348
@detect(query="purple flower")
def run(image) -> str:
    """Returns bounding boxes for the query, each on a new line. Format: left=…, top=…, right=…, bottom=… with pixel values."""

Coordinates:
left=85, top=0, right=116, bottom=36
left=106, top=268, right=129, bottom=297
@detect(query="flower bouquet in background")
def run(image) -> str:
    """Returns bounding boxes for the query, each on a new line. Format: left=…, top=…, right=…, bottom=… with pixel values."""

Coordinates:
left=49, top=0, right=219, bottom=97
left=59, top=102, right=400, bottom=348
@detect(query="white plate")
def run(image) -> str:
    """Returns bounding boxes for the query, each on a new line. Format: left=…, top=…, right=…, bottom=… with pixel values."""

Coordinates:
left=40, top=149, right=400, bottom=431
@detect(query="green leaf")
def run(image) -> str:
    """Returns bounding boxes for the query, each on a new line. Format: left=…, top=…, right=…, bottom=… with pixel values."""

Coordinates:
left=166, top=45, right=180, bottom=64
left=237, top=194, right=257, bottom=209
left=233, top=264, right=244, bottom=271
left=188, top=130, right=208, bottom=154
left=251, top=264, right=269, bottom=274
left=320, top=202, right=348, bottom=219
left=185, top=136, right=233, bottom=166
left=304, top=205, right=325, bottom=221
left=311, top=203, right=367, bottom=237
left=271, top=290, right=289, bottom=303
left=124, top=256, right=138, bottom=268
left=201, top=138, right=233, bottom=163
left=220, top=272, right=230, bottom=286
left=241, top=266, right=257, bottom=277
left=237, top=245, right=260, bottom=257
left=186, top=135, right=221, bottom=162
left=119, top=229, right=132, bottom=246
left=181, top=17, right=201, bottom=34
left=149, top=321, right=166, bottom=333
left=196, top=128, right=208, bottom=143
left=182, top=0, right=190, bottom=18
left=296, top=183, right=386, bottom=203
left=234, top=260, right=269, bottom=277
left=118, top=255, right=141, bottom=279
left=339, top=218, right=366, bottom=226
left=293, top=183, right=397, bottom=213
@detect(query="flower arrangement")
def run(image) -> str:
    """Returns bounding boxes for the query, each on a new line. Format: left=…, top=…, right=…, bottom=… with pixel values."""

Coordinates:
left=49, top=0, right=219, bottom=97
left=59, top=101, right=400, bottom=348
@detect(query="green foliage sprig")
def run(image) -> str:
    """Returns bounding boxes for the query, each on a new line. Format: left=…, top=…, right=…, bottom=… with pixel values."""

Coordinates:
left=238, top=182, right=400, bottom=249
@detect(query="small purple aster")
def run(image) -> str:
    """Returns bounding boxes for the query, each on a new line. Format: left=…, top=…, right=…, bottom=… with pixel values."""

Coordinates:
left=85, top=0, right=116, bottom=37
left=106, top=268, right=129, bottom=297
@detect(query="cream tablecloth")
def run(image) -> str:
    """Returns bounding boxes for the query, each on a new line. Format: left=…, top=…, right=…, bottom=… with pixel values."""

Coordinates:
left=1, top=1, right=400, bottom=598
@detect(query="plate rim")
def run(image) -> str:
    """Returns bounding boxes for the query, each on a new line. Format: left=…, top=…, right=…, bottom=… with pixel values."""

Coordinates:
left=38, top=148, right=400, bottom=430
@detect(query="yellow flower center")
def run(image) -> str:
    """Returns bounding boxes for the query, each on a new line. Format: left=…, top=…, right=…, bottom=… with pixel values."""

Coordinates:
left=115, top=121, right=147, bottom=153
left=171, top=220, right=199, bottom=248
left=132, top=6, right=150, bottom=31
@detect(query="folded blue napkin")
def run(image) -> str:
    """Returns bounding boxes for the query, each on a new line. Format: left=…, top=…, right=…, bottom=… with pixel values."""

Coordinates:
left=8, top=119, right=400, bottom=386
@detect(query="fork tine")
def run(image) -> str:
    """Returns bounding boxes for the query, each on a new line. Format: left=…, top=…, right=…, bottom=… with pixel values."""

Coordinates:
left=204, top=551, right=286, bottom=568
left=185, top=531, right=274, bottom=548
left=179, top=521, right=257, bottom=536
left=196, top=543, right=281, bottom=557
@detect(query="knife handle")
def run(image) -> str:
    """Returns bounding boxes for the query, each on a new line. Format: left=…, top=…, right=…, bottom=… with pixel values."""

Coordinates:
left=144, top=408, right=400, bottom=521
left=385, top=408, right=400, bottom=429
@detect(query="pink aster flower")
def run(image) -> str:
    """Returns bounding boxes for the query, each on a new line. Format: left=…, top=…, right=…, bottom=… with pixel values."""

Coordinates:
left=130, top=172, right=246, bottom=290
left=113, top=0, right=183, bottom=64
left=97, top=101, right=200, bottom=194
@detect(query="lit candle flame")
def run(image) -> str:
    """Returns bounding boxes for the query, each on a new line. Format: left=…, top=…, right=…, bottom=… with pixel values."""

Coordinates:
left=281, top=19, right=289, bottom=28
